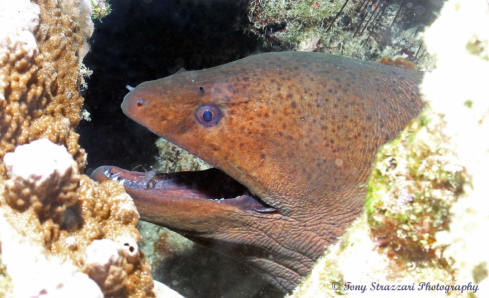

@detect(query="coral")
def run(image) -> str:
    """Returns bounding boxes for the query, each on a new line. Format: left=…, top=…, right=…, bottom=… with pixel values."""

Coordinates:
left=152, top=280, right=184, bottom=298
left=0, top=211, right=103, bottom=298
left=85, top=239, right=130, bottom=293
left=420, top=0, right=489, bottom=291
left=0, top=240, right=12, bottom=298
left=0, top=0, right=91, bottom=173
left=3, top=139, right=80, bottom=245
left=0, top=141, right=104, bottom=297
left=246, top=0, right=440, bottom=70
left=288, top=0, right=489, bottom=297
left=0, top=0, right=180, bottom=297
left=0, top=139, right=154, bottom=297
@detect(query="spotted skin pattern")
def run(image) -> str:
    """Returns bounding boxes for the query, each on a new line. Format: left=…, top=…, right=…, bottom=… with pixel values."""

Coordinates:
left=93, top=52, right=423, bottom=292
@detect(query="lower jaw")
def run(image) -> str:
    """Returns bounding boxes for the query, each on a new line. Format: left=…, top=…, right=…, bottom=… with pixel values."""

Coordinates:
left=90, top=165, right=277, bottom=212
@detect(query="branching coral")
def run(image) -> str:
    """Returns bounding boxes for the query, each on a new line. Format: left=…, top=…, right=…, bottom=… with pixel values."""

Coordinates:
left=0, top=139, right=154, bottom=297
left=0, top=0, right=90, bottom=173
left=0, top=0, right=172, bottom=297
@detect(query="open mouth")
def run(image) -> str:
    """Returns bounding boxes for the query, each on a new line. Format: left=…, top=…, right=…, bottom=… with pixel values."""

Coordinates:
left=91, top=166, right=277, bottom=213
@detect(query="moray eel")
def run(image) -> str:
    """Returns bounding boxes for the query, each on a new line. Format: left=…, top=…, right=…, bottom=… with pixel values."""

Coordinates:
left=92, top=52, right=423, bottom=292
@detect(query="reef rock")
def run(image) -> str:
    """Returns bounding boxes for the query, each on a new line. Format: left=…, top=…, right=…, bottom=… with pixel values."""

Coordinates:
left=245, top=0, right=443, bottom=70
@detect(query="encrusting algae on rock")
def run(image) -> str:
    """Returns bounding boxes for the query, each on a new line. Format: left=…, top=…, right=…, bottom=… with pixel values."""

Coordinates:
left=366, top=110, right=464, bottom=267
left=0, top=0, right=178, bottom=297
left=90, top=0, right=112, bottom=21
left=246, top=0, right=442, bottom=70
left=153, top=138, right=212, bottom=174
left=288, top=0, right=489, bottom=297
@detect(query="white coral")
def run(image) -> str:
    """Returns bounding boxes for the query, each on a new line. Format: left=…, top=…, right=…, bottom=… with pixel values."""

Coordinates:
left=0, top=215, right=103, bottom=298
left=3, top=139, right=76, bottom=186
left=84, top=239, right=128, bottom=293
left=0, top=0, right=40, bottom=37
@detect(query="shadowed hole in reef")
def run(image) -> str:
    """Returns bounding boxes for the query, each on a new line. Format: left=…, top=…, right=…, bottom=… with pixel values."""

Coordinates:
left=77, top=0, right=281, bottom=297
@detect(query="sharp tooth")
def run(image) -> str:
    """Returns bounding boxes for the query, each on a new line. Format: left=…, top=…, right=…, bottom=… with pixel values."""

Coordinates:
left=110, top=173, right=121, bottom=181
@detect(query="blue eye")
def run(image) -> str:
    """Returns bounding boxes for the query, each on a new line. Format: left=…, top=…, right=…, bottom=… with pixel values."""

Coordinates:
left=196, top=105, right=221, bottom=126
left=202, top=110, right=213, bottom=122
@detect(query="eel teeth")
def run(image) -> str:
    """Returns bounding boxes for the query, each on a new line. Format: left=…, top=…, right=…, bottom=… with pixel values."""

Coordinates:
left=110, top=173, right=121, bottom=181
left=210, top=198, right=226, bottom=203
left=103, top=168, right=127, bottom=186
left=103, top=167, right=112, bottom=177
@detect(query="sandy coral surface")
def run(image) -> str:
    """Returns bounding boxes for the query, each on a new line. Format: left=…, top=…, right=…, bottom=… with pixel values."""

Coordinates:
left=288, top=0, right=489, bottom=297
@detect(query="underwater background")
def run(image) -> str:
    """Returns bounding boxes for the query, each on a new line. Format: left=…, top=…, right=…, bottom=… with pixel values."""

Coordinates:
left=2, top=0, right=489, bottom=297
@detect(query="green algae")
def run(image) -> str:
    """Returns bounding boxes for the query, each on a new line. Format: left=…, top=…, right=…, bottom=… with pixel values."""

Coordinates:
left=91, top=0, right=112, bottom=21
left=246, top=0, right=438, bottom=70
left=366, top=107, right=464, bottom=265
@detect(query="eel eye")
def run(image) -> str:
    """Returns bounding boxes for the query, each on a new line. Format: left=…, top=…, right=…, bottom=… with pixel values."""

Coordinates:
left=196, top=105, right=221, bottom=126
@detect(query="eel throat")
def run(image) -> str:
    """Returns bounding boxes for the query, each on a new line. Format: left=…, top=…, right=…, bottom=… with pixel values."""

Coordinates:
left=92, top=52, right=424, bottom=292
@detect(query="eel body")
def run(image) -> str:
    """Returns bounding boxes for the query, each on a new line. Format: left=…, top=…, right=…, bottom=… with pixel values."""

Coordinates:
left=92, top=52, right=423, bottom=292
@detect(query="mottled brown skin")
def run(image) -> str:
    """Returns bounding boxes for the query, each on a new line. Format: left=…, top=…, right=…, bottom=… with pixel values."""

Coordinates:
left=92, top=52, right=423, bottom=292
